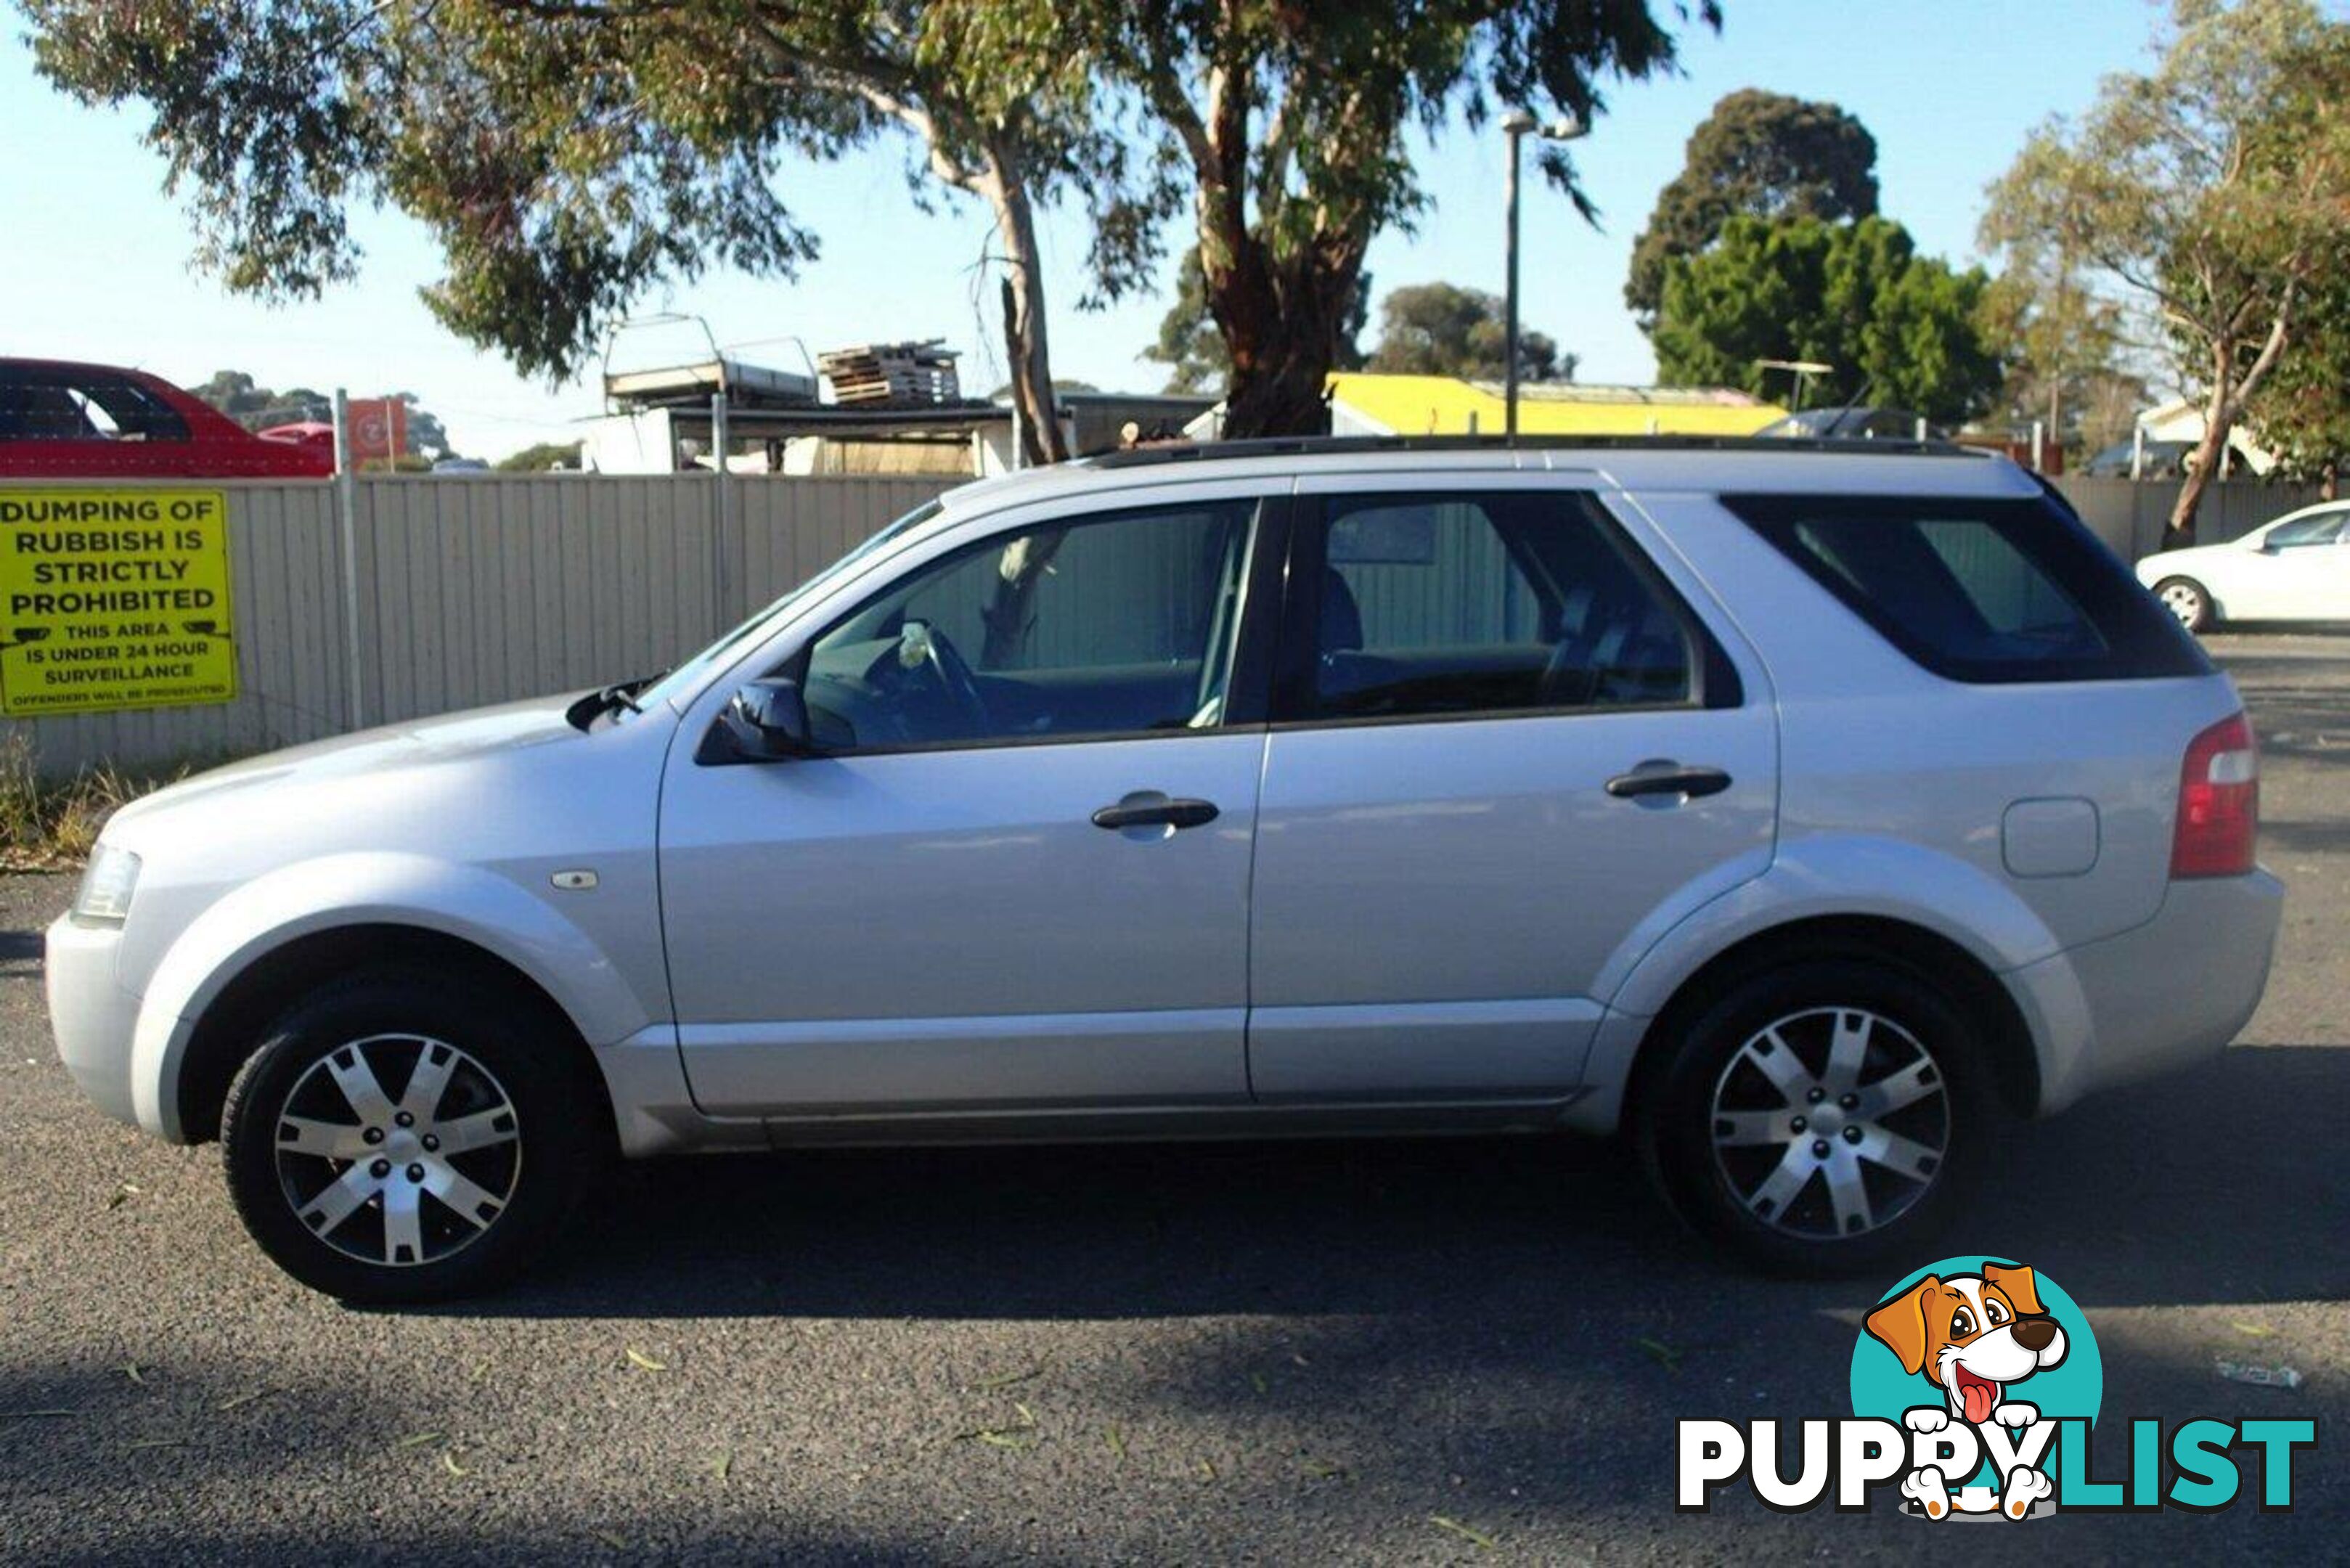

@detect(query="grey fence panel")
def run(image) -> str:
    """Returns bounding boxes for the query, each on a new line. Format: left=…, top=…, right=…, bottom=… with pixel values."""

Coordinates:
left=2052, top=477, right=2328, bottom=561
left=1, top=473, right=952, bottom=777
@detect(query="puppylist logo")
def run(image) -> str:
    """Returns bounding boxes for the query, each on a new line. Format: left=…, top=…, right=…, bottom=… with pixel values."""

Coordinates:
left=1678, top=1257, right=2318, bottom=1519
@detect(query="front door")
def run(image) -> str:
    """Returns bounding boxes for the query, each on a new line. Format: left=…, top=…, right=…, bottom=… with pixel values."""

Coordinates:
left=660, top=494, right=1274, bottom=1117
left=1245, top=478, right=1777, bottom=1102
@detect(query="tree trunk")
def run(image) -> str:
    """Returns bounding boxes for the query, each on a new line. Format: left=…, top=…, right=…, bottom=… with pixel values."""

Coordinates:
left=979, top=160, right=1069, bottom=467
left=1213, top=251, right=1356, bottom=439
left=2166, top=354, right=2237, bottom=548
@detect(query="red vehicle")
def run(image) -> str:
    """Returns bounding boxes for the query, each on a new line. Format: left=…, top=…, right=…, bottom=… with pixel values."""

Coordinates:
left=0, top=358, right=335, bottom=480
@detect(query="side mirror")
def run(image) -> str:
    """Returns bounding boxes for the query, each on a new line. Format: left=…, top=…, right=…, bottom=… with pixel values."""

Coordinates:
left=721, top=677, right=815, bottom=761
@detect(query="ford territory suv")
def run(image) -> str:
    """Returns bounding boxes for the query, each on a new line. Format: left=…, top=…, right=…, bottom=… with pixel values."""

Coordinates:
left=47, top=439, right=2282, bottom=1301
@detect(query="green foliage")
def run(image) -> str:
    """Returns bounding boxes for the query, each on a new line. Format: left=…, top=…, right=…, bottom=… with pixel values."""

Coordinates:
left=2254, top=266, right=2350, bottom=483
left=1626, top=89, right=1877, bottom=330
left=1142, top=248, right=1230, bottom=395
left=2244, top=29, right=2350, bottom=483
left=1974, top=253, right=2147, bottom=457
left=1366, top=282, right=1573, bottom=383
left=189, top=369, right=329, bottom=428
left=1080, top=1, right=1718, bottom=433
left=187, top=369, right=450, bottom=456
left=494, top=440, right=583, bottom=472
left=21, top=1, right=1153, bottom=397
left=1981, top=0, right=2350, bottom=528
left=1651, top=216, right=2000, bottom=426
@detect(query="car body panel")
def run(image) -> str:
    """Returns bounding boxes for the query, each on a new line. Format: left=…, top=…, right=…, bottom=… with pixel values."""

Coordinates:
left=0, top=358, right=335, bottom=480
left=66, top=695, right=673, bottom=1140
left=659, top=732, right=1268, bottom=1115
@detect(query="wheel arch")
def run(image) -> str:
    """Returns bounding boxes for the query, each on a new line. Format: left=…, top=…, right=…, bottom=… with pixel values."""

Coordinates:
left=128, top=852, right=658, bottom=1143
left=174, top=923, right=616, bottom=1150
left=1617, top=915, right=2041, bottom=1137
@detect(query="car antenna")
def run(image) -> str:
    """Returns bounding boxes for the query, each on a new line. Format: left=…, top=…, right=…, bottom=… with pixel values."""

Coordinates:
left=1822, top=374, right=1876, bottom=438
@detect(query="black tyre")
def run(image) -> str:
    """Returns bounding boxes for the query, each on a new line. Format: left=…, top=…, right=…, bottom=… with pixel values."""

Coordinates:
left=221, top=966, right=600, bottom=1304
left=2153, top=576, right=2214, bottom=634
left=1636, top=959, right=1994, bottom=1277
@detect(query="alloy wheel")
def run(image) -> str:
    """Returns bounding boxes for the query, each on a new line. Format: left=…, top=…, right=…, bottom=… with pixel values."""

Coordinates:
left=2158, top=581, right=2206, bottom=629
left=1707, top=1007, right=1952, bottom=1241
left=272, top=1034, right=523, bottom=1268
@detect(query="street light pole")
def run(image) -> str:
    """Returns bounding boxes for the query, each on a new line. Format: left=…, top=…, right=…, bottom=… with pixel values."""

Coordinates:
left=1504, top=112, right=1530, bottom=444
left=1501, top=111, right=1586, bottom=445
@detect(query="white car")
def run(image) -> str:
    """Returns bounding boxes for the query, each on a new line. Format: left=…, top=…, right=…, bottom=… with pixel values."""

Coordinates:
left=2137, top=500, right=2350, bottom=631
left=48, top=438, right=2284, bottom=1302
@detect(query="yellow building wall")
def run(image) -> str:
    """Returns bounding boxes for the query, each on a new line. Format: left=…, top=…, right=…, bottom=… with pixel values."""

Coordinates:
left=1330, top=373, right=1786, bottom=437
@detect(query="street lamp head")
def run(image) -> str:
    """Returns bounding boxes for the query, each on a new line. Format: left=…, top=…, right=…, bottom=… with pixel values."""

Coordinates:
left=1541, top=114, right=1588, bottom=142
left=1501, top=108, right=1537, bottom=136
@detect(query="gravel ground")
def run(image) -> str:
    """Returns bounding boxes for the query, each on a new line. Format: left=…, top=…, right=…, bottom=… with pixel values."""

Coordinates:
left=2, top=633, right=2343, bottom=1564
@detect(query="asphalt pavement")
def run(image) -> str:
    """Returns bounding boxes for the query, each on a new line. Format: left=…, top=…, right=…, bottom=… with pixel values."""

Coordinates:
left=3, top=633, right=2344, bottom=1564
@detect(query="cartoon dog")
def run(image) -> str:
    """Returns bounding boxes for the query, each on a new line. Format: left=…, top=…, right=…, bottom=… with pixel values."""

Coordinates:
left=1864, top=1262, right=2068, bottom=1520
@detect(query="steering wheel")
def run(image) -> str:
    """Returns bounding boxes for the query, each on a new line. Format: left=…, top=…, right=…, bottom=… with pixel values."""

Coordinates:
left=905, top=619, right=991, bottom=733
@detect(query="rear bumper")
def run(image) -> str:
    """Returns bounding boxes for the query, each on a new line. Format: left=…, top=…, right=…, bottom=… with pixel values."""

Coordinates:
left=45, top=915, right=144, bottom=1129
left=2014, top=870, right=2285, bottom=1114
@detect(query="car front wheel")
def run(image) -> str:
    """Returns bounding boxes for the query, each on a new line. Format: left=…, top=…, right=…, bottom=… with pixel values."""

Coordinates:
left=1637, top=960, right=1993, bottom=1276
left=221, top=967, right=600, bottom=1303
left=2153, top=576, right=2214, bottom=633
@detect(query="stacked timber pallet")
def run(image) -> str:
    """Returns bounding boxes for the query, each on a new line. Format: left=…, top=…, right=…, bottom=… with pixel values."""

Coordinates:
left=817, top=340, right=963, bottom=407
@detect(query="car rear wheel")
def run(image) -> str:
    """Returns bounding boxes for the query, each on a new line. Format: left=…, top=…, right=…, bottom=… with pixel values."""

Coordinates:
left=1637, top=960, right=1993, bottom=1276
left=2153, top=576, right=2214, bottom=633
left=221, top=968, right=598, bottom=1303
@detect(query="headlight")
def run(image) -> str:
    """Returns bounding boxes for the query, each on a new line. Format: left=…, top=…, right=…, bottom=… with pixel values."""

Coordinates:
left=71, top=843, right=142, bottom=926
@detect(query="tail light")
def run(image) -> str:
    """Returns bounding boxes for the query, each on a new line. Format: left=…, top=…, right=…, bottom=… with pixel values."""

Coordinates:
left=2172, top=711, right=2259, bottom=878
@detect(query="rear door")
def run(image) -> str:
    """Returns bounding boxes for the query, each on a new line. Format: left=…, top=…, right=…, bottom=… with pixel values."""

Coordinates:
left=1244, top=475, right=1776, bottom=1103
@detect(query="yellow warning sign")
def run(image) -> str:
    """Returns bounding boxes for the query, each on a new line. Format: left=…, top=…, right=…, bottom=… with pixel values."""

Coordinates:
left=0, top=489, right=237, bottom=716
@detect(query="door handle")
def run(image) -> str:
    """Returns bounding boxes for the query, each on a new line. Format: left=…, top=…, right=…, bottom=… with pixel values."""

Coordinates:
left=1092, top=793, right=1220, bottom=830
left=1605, top=761, right=1732, bottom=801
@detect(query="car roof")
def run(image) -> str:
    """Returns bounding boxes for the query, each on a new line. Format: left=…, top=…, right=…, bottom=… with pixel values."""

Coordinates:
left=927, top=436, right=2044, bottom=528
left=0, top=356, right=179, bottom=385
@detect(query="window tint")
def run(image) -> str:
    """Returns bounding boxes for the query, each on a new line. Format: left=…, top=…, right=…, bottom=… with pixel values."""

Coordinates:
left=1295, top=492, right=1700, bottom=722
left=795, top=501, right=1257, bottom=751
left=1727, top=493, right=2211, bottom=683
left=0, top=371, right=189, bottom=443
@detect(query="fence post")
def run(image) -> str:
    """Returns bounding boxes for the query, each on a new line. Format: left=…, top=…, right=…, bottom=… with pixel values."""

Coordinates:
left=331, top=388, right=367, bottom=730
left=710, top=391, right=732, bottom=628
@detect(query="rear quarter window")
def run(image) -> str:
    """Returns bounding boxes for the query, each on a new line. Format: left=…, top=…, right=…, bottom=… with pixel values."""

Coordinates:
left=1723, top=492, right=2212, bottom=683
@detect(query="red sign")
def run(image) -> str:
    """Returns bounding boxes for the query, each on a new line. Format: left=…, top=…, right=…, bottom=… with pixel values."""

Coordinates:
left=347, top=398, right=409, bottom=467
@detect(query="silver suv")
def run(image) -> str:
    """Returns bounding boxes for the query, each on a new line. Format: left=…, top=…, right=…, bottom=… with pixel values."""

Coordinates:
left=48, top=440, right=2283, bottom=1301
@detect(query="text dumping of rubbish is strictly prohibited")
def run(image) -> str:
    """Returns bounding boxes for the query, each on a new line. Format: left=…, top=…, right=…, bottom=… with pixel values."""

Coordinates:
left=0, top=489, right=237, bottom=716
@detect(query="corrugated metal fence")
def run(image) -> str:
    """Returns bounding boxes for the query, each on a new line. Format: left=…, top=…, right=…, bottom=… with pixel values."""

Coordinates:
left=6, top=475, right=951, bottom=776
left=0, top=470, right=2327, bottom=777
left=2056, top=475, right=2329, bottom=560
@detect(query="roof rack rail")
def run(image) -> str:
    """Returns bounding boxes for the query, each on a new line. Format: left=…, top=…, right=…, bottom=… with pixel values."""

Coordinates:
left=1081, top=433, right=1986, bottom=469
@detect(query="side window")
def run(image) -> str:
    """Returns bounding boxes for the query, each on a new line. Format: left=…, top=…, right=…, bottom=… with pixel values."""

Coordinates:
left=0, top=374, right=190, bottom=442
left=2264, top=514, right=2344, bottom=549
left=1726, top=493, right=2210, bottom=683
left=1298, top=491, right=1697, bottom=722
left=794, top=500, right=1258, bottom=751
left=78, top=377, right=192, bottom=443
left=0, top=375, right=99, bottom=440
left=1905, top=518, right=2102, bottom=647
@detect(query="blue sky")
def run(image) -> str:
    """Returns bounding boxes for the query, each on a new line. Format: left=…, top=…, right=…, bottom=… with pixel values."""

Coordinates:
left=4, top=1, right=2192, bottom=459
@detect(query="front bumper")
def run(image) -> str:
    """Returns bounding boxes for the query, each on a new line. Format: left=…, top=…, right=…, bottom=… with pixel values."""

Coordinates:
left=45, top=914, right=144, bottom=1129
left=2014, top=869, right=2285, bottom=1114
